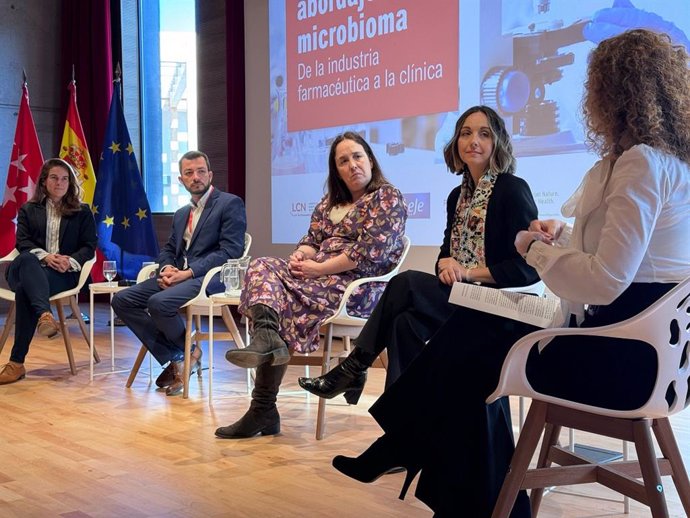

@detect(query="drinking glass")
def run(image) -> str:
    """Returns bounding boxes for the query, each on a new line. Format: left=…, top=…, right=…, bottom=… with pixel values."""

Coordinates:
left=103, top=260, right=117, bottom=287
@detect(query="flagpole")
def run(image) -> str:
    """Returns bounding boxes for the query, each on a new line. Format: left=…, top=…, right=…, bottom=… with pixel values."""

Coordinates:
left=114, top=63, right=125, bottom=283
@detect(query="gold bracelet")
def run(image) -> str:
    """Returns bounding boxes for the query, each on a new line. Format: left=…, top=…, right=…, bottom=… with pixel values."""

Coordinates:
left=466, top=267, right=474, bottom=283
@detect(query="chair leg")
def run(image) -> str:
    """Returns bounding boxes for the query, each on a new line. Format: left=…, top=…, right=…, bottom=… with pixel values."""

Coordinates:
left=183, top=309, right=194, bottom=399
left=0, top=302, right=16, bottom=354
left=55, top=302, right=77, bottom=375
left=315, top=324, right=334, bottom=441
left=491, top=400, right=548, bottom=518
left=69, top=296, right=100, bottom=364
left=126, top=345, right=148, bottom=387
left=530, top=422, right=562, bottom=515
left=632, top=419, right=669, bottom=518
left=652, top=418, right=690, bottom=514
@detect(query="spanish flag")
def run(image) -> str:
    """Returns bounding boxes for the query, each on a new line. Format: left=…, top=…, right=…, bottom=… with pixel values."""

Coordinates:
left=59, top=81, right=96, bottom=206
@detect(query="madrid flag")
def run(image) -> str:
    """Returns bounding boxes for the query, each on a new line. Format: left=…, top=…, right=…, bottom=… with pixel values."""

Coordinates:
left=59, top=81, right=96, bottom=206
left=0, top=83, right=44, bottom=257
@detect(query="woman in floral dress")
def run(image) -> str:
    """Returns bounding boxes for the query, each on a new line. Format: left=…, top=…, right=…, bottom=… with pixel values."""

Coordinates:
left=216, top=131, right=407, bottom=439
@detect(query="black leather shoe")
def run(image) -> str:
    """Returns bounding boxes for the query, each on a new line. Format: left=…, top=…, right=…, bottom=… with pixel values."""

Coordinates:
left=215, top=406, right=280, bottom=438
left=298, top=354, right=368, bottom=404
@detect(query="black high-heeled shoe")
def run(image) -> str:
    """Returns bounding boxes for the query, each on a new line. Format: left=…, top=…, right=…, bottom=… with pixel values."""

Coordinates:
left=298, top=350, right=370, bottom=404
left=332, top=435, right=421, bottom=500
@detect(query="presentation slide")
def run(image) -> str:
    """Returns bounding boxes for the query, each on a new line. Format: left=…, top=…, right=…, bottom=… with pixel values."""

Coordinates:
left=269, top=0, right=690, bottom=245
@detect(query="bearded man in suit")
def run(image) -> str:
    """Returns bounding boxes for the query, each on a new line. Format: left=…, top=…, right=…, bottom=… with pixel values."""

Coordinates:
left=112, top=150, right=246, bottom=395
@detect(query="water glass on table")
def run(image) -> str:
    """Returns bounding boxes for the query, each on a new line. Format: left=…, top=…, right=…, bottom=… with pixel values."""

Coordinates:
left=103, top=260, right=117, bottom=287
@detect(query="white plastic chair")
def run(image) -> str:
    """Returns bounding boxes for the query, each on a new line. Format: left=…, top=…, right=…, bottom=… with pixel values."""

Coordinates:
left=0, top=250, right=99, bottom=374
left=126, top=232, right=252, bottom=398
left=292, top=235, right=412, bottom=440
left=488, top=277, right=690, bottom=518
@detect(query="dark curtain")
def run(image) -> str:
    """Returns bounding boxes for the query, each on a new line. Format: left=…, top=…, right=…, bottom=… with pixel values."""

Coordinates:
left=60, top=0, right=114, bottom=176
left=226, top=0, right=246, bottom=199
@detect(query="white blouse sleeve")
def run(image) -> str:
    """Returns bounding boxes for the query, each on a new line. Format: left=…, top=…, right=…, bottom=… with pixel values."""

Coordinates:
left=526, top=146, right=665, bottom=305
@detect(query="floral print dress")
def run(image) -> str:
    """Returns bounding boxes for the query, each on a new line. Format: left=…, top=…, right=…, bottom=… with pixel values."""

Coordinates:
left=239, top=184, right=407, bottom=353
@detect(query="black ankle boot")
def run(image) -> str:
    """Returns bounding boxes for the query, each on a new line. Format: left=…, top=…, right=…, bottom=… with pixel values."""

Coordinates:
left=332, top=435, right=421, bottom=500
left=298, top=348, right=373, bottom=404
left=215, top=406, right=280, bottom=438
left=225, top=304, right=289, bottom=368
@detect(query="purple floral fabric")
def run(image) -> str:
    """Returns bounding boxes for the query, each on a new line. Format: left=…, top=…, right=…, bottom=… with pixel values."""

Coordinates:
left=239, top=184, right=407, bottom=353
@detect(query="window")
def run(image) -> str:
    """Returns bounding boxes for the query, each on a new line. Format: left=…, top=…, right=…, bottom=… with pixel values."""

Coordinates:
left=122, top=0, right=198, bottom=213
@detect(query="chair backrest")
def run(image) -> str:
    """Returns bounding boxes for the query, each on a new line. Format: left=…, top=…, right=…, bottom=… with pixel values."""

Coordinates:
left=0, top=249, right=20, bottom=303
left=488, top=276, right=690, bottom=420
left=242, top=232, right=252, bottom=259
left=46, top=254, right=97, bottom=300
left=326, top=235, right=412, bottom=327
left=136, top=263, right=159, bottom=283
left=181, top=232, right=253, bottom=310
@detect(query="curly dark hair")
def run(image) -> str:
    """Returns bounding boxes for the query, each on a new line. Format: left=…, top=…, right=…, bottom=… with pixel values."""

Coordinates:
left=326, top=131, right=389, bottom=208
left=583, top=29, right=690, bottom=162
left=443, top=105, right=515, bottom=175
left=30, top=158, right=83, bottom=215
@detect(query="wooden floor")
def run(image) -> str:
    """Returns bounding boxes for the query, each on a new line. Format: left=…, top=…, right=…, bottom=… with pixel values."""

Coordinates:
left=0, top=303, right=688, bottom=517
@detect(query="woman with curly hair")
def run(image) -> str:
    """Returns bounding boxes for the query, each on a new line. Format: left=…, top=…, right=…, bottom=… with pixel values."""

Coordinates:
left=331, top=29, right=690, bottom=517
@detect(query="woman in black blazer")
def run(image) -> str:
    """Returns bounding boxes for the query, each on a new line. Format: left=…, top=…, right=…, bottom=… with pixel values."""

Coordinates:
left=299, top=105, right=539, bottom=395
left=0, top=158, right=97, bottom=384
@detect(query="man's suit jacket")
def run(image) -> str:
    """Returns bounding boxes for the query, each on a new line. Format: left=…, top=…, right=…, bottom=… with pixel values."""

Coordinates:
left=15, top=201, right=98, bottom=266
left=157, top=188, right=247, bottom=279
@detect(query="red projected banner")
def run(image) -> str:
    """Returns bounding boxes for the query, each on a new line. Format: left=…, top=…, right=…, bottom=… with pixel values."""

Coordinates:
left=286, top=0, right=458, bottom=132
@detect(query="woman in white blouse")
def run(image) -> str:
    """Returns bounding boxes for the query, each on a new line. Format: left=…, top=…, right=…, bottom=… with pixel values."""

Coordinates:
left=330, top=29, right=690, bottom=517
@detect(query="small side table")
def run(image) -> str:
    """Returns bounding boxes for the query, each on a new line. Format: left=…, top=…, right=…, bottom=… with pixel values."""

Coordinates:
left=208, top=290, right=251, bottom=404
left=88, top=282, right=129, bottom=381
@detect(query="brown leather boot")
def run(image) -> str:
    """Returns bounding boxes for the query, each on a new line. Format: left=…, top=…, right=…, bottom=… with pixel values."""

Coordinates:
left=0, top=361, right=26, bottom=385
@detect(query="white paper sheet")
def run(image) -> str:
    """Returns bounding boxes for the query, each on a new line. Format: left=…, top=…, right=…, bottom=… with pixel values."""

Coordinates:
left=449, top=282, right=561, bottom=328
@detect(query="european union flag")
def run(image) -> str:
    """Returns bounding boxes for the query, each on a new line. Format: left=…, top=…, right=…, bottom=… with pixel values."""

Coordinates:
left=93, top=84, right=159, bottom=280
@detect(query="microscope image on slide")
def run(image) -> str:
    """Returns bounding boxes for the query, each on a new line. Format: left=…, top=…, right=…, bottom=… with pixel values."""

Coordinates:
left=477, top=0, right=690, bottom=157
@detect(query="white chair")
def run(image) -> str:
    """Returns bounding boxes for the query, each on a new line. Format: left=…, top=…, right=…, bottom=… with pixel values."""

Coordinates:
left=0, top=250, right=99, bottom=374
left=292, top=235, right=412, bottom=440
left=488, top=277, right=690, bottom=518
left=126, top=232, right=252, bottom=398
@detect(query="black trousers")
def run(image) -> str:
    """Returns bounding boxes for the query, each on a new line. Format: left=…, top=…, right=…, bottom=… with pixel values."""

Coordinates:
left=6, top=252, right=78, bottom=363
left=355, top=270, right=455, bottom=388
left=369, top=306, right=534, bottom=517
